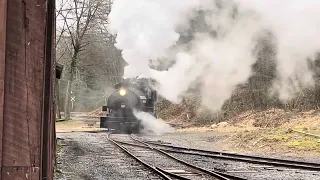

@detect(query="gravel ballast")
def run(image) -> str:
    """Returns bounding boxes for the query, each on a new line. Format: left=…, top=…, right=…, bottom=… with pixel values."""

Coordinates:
left=54, top=132, right=161, bottom=180
left=55, top=131, right=320, bottom=180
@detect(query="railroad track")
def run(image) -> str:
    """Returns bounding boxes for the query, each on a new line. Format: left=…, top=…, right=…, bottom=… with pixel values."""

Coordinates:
left=134, top=136, right=320, bottom=172
left=107, top=133, right=246, bottom=180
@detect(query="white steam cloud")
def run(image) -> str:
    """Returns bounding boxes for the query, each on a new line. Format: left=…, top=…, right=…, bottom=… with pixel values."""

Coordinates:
left=235, top=0, right=320, bottom=100
left=133, top=110, right=174, bottom=135
left=109, top=0, right=320, bottom=110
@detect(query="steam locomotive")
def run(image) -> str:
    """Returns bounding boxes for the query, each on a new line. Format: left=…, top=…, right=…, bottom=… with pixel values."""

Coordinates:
left=100, top=78, right=157, bottom=133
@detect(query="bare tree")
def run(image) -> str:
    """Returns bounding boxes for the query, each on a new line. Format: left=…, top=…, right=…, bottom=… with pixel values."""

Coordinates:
left=58, top=0, right=104, bottom=119
left=55, top=0, right=68, bottom=120
left=79, top=33, right=125, bottom=88
left=54, top=0, right=126, bottom=115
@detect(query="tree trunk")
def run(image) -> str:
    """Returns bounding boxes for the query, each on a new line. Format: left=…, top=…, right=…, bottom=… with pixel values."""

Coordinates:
left=64, top=52, right=77, bottom=120
left=55, top=78, right=62, bottom=119
left=64, top=80, right=72, bottom=120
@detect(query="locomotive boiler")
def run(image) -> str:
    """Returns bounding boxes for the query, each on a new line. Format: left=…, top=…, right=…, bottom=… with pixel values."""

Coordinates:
left=100, top=78, right=157, bottom=133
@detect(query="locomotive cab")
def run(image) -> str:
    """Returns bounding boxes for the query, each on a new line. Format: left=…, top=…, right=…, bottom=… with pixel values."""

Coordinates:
left=100, top=78, right=157, bottom=133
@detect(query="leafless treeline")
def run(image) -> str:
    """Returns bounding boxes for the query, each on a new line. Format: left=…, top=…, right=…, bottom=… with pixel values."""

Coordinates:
left=55, top=1, right=320, bottom=122
left=55, top=0, right=124, bottom=119
left=159, top=10, right=320, bottom=124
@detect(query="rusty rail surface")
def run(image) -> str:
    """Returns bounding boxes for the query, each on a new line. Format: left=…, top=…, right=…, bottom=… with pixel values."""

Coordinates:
left=0, top=0, right=56, bottom=179
left=130, top=135, right=245, bottom=180
left=107, top=134, right=173, bottom=180
left=138, top=138, right=320, bottom=171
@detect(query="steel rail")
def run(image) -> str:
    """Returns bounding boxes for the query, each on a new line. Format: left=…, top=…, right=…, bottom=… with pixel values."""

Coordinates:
left=114, top=137, right=320, bottom=171
left=130, top=135, right=246, bottom=180
left=107, top=133, right=172, bottom=180
left=111, top=140, right=222, bottom=179
left=141, top=139, right=320, bottom=171
left=164, top=149, right=320, bottom=171
left=156, top=167, right=193, bottom=180
left=108, top=135, right=195, bottom=180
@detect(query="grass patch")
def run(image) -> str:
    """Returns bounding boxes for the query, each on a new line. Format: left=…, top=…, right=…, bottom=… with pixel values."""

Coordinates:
left=55, top=168, right=62, bottom=173
left=235, top=130, right=263, bottom=141
left=54, top=141, right=63, bottom=176
left=56, top=141, right=62, bottom=153
left=286, top=137, right=320, bottom=151
left=232, top=126, right=320, bottom=152
left=268, top=134, right=290, bottom=141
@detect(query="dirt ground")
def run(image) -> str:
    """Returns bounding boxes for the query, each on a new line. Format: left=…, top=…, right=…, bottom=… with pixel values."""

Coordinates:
left=57, top=110, right=320, bottom=158
left=55, top=131, right=320, bottom=180
left=209, top=109, right=320, bottom=158
left=56, top=112, right=101, bottom=133
left=54, top=111, right=320, bottom=179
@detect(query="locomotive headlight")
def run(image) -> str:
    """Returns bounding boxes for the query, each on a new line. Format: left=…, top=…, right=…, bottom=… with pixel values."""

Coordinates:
left=119, top=88, right=127, bottom=96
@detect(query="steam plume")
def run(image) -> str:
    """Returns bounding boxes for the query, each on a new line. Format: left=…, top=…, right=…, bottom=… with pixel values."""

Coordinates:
left=109, top=0, right=320, bottom=110
left=133, top=110, right=174, bottom=135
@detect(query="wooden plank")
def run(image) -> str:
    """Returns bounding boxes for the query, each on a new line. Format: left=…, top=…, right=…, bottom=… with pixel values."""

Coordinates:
left=41, top=0, right=56, bottom=178
left=1, top=0, right=54, bottom=178
left=25, top=0, right=46, bottom=167
left=1, top=167, right=40, bottom=180
left=3, top=0, right=29, bottom=166
left=2, top=0, right=46, bottom=169
left=0, top=0, right=8, bottom=179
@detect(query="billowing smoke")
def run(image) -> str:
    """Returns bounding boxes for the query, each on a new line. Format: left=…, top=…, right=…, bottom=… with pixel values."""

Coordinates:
left=234, top=0, right=320, bottom=100
left=108, top=0, right=320, bottom=110
left=133, top=110, right=174, bottom=135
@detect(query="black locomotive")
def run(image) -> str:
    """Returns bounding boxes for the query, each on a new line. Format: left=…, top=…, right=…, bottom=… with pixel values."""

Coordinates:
left=100, top=78, right=157, bottom=133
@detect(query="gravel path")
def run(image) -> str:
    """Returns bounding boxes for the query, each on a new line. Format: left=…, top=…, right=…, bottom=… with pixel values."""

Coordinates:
left=54, top=132, right=161, bottom=180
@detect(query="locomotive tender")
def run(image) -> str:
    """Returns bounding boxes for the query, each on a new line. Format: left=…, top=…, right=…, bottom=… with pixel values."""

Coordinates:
left=100, top=78, right=157, bottom=133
